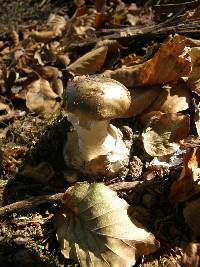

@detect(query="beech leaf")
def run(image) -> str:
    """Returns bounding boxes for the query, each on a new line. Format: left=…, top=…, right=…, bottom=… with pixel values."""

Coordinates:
left=187, top=47, right=200, bottom=96
left=103, top=35, right=191, bottom=87
left=124, top=86, right=161, bottom=117
left=142, top=113, right=190, bottom=157
left=55, top=182, right=159, bottom=267
left=143, top=79, right=191, bottom=114
left=67, top=46, right=108, bottom=75
left=26, top=78, right=61, bottom=114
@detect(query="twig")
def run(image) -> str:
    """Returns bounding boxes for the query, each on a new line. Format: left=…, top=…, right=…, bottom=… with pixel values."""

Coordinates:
left=0, top=192, right=64, bottom=219
left=108, top=181, right=140, bottom=191
left=154, top=0, right=200, bottom=14
left=0, top=181, right=140, bottom=219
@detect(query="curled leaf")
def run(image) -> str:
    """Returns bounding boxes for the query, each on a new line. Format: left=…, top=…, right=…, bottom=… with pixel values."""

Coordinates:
left=67, top=46, right=107, bottom=75
left=55, top=182, right=159, bottom=267
left=30, top=15, right=68, bottom=43
left=26, top=78, right=61, bottom=114
left=142, top=113, right=190, bottom=157
left=29, top=31, right=57, bottom=43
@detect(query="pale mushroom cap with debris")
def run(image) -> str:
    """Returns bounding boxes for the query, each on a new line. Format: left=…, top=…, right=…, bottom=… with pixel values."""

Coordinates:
left=65, top=75, right=131, bottom=120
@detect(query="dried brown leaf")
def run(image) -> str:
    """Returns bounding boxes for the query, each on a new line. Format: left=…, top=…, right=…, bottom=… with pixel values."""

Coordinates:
left=1, top=145, right=28, bottom=173
left=170, top=148, right=200, bottom=202
left=52, top=78, right=63, bottom=96
left=10, top=30, right=19, bottom=46
left=103, top=35, right=191, bottom=87
left=47, top=14, right=68, bottom=36
left=95, top=39, right=126, bottom=68
left=187, top=47, right=200, bottom=95
left=143, top=79, right=191, bottom=114
left=125, top=86, right=161, bottom=117
left=17, top=43, right=40, bottom=69
left=26, top=78, right=61, bottom=114
left=56, top=54, right=70, bottom=67
left=142, top=113, right=190, bottom=157
left=38, top=66, right=61, bottom=80
left=178, top=243, right=200, bottom=267
left=30, top=31, right=57, bottom=43
left=67, top=46, right=107, bottom=75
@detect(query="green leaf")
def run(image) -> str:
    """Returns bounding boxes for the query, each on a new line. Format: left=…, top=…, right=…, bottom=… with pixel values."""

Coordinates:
left=55, top=182, right=159, bottom=267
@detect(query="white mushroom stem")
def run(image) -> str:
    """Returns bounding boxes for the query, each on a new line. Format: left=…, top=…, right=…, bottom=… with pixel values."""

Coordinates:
left=67, top=113, right=129, bottom=164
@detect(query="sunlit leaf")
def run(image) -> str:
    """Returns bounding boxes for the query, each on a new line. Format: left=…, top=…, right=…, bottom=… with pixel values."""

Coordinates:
left=67, top=46, right=107, bottom=75
left=55, top=182, right=159, bottom=267
left=103, top=35, right=191, bottom=87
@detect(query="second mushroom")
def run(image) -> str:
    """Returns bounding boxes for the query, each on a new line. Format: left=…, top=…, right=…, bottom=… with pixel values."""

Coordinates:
left=63, top=75, right=132, bottom=177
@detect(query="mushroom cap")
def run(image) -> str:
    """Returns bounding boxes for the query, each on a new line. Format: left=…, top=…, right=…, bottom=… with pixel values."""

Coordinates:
left=64, top=75, right=131, bottom=120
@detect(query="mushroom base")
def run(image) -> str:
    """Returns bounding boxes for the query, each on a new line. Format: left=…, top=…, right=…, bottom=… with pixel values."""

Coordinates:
left=63, top=129, right=131, bottom=177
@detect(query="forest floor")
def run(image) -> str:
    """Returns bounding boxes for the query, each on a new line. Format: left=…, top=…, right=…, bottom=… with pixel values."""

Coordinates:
left=0, top=0, right=200, bottom=266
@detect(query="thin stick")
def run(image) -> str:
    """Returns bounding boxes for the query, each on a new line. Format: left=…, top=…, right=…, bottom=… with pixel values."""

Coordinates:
left=0, top=181, right=140, bottom=219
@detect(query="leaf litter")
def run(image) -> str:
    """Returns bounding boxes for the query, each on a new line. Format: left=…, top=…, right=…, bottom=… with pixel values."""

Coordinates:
left=1, top=0, right=200, bottom=266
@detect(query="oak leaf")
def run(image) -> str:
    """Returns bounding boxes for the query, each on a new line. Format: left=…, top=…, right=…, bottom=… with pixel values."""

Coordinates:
left=55, top=182, right=159, bottom=267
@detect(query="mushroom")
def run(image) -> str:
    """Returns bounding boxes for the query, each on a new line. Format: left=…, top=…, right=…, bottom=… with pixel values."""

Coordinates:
left=63, top=75, right=131, bottom=177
